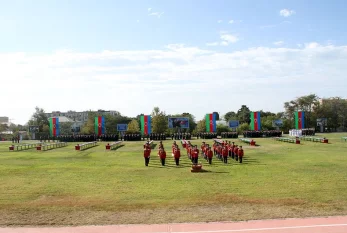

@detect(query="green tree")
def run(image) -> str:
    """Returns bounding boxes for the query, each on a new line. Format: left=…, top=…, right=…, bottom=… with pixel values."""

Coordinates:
left=237, top=105, right=251, bottom=124
left=216, top=123, right=229, bottom=135
left=127, top=119, right=140, bottom=133
left=151, top=107, right=168, bottom=133
left=196, top=119, right=206, bottom=133
left=284, top=94, right=319, bottom=128
left=60, top=122, right=73, bottom=135
left=224, top=111, right=237, bottom=121
left=238, top=123, right=250, bottom=134
left=315, top=97, right=347, bottom=131
left=28, top=107, right=49, bottom=132
left=81, top=112, right=98, bottom=134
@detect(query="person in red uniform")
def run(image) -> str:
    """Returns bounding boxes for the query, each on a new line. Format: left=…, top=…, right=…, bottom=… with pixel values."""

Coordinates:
left=172, top=141, right=177, bottom=156
left=174, top=146, right=181, bottom=166
left=234, top=145, right=239, bottom=161
left=207, top=146, right=213, bottom=164
left=213, top=142, right=217, bottom=155
left=238, top=146, right=244, bottom=163
left=159, top=148, right=167, bottom=166
left=192, top=146, right=199, bottom=164
left=222, top=146, right=228, bottom=164
left=231, top=142, right=235, bottom=159
left=143, top=145, right=151, bottom=166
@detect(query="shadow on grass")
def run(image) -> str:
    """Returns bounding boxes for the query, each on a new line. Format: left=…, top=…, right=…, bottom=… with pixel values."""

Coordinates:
left=151, top=143, right=157, bottom=149
left=111, top=145, right=125, bottom=151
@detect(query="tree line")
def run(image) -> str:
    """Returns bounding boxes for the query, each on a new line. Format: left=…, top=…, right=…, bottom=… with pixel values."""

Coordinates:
left=2, top=94, right=346, bottom=139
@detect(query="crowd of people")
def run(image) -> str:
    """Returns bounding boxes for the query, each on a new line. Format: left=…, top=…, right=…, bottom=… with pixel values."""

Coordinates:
left=122, top=133, right=141, bottom=141
left=301, top=128, right=315, bottom=136
left=142, top=139, right=245, bottom=167
left=220, top=132, right=239, bottom=139
left=196, top=132, right=218, bottom=139
left=170, top=133, right=192, bottom=140
left=147, top=133, right=167, bottom=141
left=243, top=130, right=282, bottom=138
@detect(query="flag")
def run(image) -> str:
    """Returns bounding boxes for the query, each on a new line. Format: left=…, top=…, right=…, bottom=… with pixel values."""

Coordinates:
left=294, top=111, right=305, bottom=129
left=94, top=116, right=105, bottom=136
left=49, top=117, right=59, bottom=137
left=205, top=113, right=217, bottom=132
left=250, top=112, right=261, bottom=130
left=140, top=115, right=151, bottom=135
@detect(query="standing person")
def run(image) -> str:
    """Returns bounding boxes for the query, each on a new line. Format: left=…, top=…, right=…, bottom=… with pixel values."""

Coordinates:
left=174, top=146, right=181, bottom=166
left=231, top=142, right=235, bottom=159
left=222, top=146, right=228, bottom=164
left=143, top=143, right=151, bottom=166
left=234, top=145, right=239, bottom=161
left=192, top=146, right=199, bottom=165
left=207, top=147, right=213, bottom=164
left=238, top=146, right=244, bottom=163
left=159, top=148, right=167, bottom=166
left=172, top=141, right=177, bottom=156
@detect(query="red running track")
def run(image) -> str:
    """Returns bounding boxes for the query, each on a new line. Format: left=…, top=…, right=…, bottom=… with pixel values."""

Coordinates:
left=0, top=216, right=347, bottom=233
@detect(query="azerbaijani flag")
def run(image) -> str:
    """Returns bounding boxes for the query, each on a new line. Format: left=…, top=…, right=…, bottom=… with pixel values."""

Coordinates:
left=49, top=117, right=60, bottom=137
left=140, top=115, right=151, bottom=135
left=250, top=112, right=261, bottom=131
left=295, top=111, right=305, bottom=129
left=205, top=113, right=216, bottom=132
left=95, top=116, right=105, bottom=136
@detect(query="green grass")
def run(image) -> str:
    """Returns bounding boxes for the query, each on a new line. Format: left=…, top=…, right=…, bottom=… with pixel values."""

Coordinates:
left=0, top=133, right=347, bottom=226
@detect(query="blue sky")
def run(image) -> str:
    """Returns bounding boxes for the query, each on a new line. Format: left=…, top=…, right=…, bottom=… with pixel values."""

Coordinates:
left=1, top=0, right=347, bottom=124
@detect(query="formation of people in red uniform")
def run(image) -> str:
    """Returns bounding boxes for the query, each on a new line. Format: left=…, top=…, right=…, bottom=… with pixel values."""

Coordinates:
left=143, top=139, right=245, bottom=167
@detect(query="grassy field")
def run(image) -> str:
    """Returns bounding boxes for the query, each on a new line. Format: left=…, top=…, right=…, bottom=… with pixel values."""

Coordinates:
left=0, top=133, right=347, bottom=226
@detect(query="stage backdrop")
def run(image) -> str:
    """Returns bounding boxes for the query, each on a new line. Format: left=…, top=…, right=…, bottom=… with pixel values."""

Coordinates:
left=168, top=117, right=189, bottom=129
left=117, top=124, right=128, bottom=132
left=272, top=119, right=283, bottom=127
left=229, top=120, right=240, bottom=128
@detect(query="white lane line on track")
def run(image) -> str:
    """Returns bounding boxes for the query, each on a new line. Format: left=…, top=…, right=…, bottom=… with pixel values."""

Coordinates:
left=153, top=223, right=347, bottom=233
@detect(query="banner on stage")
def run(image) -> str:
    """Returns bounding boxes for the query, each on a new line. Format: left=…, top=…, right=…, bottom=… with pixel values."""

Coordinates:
left=317, top=118, right=327, bottom=126
left=168, top=117, right=189, bottom=129
left=117, top=124, right=128, bottom=132
left=272, top=119, right=283, bottom=127
left=28, top=126, right=39, bottom=133
left=228, top=120, right=239, bottom=128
